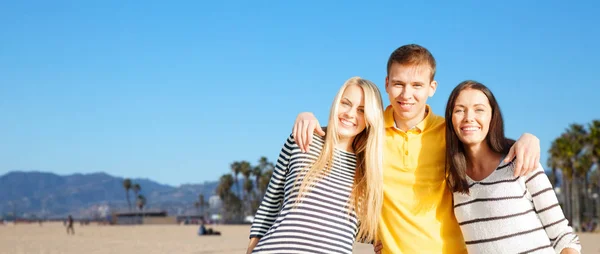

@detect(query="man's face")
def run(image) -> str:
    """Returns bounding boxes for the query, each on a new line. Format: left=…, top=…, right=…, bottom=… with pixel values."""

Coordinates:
left=385, top=63, right=437, bottom=127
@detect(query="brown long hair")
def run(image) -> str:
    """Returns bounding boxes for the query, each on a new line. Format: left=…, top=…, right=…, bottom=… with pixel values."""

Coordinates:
left=445, top=80, right=514, bottom=194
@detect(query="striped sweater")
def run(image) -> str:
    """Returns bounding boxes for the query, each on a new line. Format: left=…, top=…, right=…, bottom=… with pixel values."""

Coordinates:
left=453, top=159, right=581, bottom=253
left=249, top=134, right=359, bottom=254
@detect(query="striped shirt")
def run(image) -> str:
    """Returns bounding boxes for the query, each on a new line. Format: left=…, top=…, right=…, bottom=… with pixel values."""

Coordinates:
left=249, top=134, right=359, bottom=254
left=453, top=158, right=581, bottom=253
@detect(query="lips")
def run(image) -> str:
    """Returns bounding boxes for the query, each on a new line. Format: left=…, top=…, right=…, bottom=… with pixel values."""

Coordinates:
left=398, top=101, right=415, bottom=111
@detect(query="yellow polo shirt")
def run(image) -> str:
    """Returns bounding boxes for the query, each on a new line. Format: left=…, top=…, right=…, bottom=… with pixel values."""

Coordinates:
left=379, top=105, right=466, bottom=254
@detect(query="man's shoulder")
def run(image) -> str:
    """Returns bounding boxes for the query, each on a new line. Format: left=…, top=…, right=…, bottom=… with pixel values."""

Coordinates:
left=425, top=112, right=446, bottom=132
left=430, top=112, right=446, bottom=125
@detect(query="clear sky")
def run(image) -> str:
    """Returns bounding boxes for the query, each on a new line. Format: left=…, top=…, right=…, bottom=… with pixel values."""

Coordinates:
left=1, top=1, right=598, bottom=186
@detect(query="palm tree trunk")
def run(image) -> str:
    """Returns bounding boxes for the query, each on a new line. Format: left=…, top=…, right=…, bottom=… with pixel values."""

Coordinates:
left=596, top=185, right=600, bottom=228
left=234, top=176, right=241, bottom=199
left=126, top=191, right=131, bottom=212
left=564, top=177, right=572, bottom=222
left=584, top=175, right=592, bottom=222
left=571, top=175, right=581, bottom=232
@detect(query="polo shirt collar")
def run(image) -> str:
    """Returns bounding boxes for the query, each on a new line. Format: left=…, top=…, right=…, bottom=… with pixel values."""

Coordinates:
left=384, top=105, right=433, bottom=133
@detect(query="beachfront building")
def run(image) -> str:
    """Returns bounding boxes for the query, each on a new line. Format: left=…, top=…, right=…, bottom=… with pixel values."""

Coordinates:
left=110, top=210, right=177, bottom=225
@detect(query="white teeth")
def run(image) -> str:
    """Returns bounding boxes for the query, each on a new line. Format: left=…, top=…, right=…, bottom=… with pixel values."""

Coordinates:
left=340, top=119, right=354, bottom=126
left=462, top=127, right=479, bottom=131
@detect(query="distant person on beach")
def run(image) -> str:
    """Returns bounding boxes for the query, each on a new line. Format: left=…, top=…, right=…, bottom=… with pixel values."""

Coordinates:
left=445, top=81, right=581, bottom=253
left=292, top=44, right=543, bottom=253
left=198, top=220, right=220, bottom=236
left=247, top=77, right=386, bottom=254
left=66, top=215, right=74, bottom=235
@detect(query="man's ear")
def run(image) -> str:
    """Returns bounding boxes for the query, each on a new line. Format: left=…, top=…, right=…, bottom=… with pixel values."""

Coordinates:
left=429, top=80, right=438, bottom=97
left=385, top=76, right=390, bottom=92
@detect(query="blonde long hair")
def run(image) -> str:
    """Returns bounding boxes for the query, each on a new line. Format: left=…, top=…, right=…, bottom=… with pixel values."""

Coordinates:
left=295, top=76, right=385, bottom=243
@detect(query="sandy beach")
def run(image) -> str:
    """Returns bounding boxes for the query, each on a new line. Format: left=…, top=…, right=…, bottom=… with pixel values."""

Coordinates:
left=1, top=222, right=598, bottom=254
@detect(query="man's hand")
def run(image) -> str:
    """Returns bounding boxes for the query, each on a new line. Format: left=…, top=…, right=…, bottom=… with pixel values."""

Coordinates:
left=373, top=240, right=383, bottom=254
left=504, top=133, right=540, bottom=177
left=292, top=112, right=325, bottom=153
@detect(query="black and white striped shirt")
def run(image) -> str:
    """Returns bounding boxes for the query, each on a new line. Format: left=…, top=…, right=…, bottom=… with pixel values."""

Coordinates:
left=453, top=159, right=581, bottom=253
left=249, top=134, right=359, bottom=254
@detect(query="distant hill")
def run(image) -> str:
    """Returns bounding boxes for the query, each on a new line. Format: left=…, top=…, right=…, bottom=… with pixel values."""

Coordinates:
left=0, top=171, right=220, bottom=219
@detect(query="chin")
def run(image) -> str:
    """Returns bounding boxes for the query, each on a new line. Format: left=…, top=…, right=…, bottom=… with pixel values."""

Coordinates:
left=395, top=111, right=417, bottom=120
left=461, top=139, right=484, bottom=147
left=338, top=130, right=357, bottom=139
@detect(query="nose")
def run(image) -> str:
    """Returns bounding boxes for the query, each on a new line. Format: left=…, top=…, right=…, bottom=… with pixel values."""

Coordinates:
left=463, top=109, right=475, bottom=122
left=399, top=86, right=412, bottom=100
left=342, top=108, right=356, bottom=119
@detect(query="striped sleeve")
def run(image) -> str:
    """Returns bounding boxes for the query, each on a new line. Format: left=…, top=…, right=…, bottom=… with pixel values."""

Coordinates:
left=249, top=134, right=294, bottom=239
left=525, top=164, right=581, bottom=253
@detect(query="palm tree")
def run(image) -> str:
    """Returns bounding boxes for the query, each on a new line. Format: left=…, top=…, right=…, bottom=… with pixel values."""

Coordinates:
left=135, top=194, right=146, bottom=222
left=552, top=134, right=574, bottom=222
left=253, top=166, right=262, bottom=191
left=576, top=152, right=594, bottom=221
left=589, top=120, right=600, bottom=168
left=251, top=165, right=263, bottom=212
left=559, top=124, right=587, bottom=231
left=199, top=194, right=205, bottom=214
left=256, top=157, right=274, bottom=195
left=259, top=169, right=274, bottom=196
left=548, top=120, right=600, bottom=231
left=589, top=120, right=600, bottom=222
left=239, top=161, right=252, bottom=214
left=217, top=174, right=242, bottom=222
left=230, top=162, right=241, bottom=198
left=256, top=157, right=268, bottom=188
left=591, top=169, right=600, bottom=221
left=217, top=174, right=234, bottom=199
left=123, top=178, right=132, bottom=211
left=136, top=194, right=146, bottom=215
left=243, top=178, right=254, bottom=215
left=548, top=140, right=561, bottom=187
left=132, top=183, right=141, bottom=202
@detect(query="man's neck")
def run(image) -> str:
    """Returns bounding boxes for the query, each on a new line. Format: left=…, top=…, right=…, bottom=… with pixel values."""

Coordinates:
left=393, top=107, right=428, bottom=131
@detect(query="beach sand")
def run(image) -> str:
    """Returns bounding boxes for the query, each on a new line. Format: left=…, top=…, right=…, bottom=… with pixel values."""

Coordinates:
left=1, top=222, right=598, bottom=253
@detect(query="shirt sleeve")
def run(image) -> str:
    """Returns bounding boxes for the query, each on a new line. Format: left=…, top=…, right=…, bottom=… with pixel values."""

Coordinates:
left=249, top=134, right=294, bottom=239
left=525, top=164, right=581, bottom=253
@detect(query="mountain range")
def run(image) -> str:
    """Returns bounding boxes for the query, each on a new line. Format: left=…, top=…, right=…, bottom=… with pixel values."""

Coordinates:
left=0, top=171, right=220, bottom=219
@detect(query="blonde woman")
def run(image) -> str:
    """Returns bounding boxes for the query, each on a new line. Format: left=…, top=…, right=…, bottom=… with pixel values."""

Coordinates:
left=246, top=77, right=385, bottom=254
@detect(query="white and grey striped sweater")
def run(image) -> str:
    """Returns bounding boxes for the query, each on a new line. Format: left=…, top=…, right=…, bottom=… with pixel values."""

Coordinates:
left=249, top=134, right=359, bottom=254
left=453, top=159, right=581, bottom=253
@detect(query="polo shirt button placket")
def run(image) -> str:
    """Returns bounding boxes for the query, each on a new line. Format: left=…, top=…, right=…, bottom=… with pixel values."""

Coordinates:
left=405, top=136, right=408, bottom=155
left=404, top=134, right=409, bottom=156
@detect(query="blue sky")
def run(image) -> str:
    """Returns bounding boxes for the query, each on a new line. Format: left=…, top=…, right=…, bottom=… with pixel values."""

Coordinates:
left=1, top=1, right=598, bottom=186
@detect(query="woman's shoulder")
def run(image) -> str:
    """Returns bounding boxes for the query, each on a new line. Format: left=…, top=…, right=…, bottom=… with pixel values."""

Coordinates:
left=280, top=133, right=325, bottom=153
